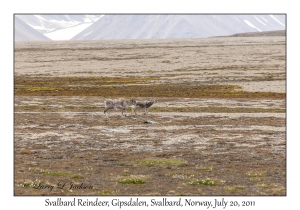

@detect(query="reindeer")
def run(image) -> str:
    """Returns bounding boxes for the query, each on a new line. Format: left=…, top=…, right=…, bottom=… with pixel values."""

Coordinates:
left=132, top=99, right=156, bottom=116
left=104, top=98, right=136, bottom=117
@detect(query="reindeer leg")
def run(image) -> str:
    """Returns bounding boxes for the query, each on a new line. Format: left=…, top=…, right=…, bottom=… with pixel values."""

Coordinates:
left=132, top=107, right=137, bottom=116
left=124, top=108, right=127, bottom=117
left=133, top=107, right=136, bottom=116
left=104, top=107, right=113, bottom=117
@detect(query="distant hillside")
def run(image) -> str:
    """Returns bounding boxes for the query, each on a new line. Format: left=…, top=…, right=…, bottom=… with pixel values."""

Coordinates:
left=15, top=16, right=50, bottom=41
left=228, top=30, right=286, bottom=37
left=72, top=15, right=286, bottom=40
left=15, top=15, right=286, bottom=41
left=15, top=15, right=103, bottom=40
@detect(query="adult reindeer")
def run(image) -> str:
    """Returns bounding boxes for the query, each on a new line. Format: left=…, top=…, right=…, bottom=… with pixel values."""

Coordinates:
left=104, top=98, right=136, bottom=117
left=132, top=99, right=156, bottom=115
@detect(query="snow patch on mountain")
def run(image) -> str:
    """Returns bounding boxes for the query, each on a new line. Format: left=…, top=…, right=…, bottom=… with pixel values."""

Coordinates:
left=244, top=20, right=262, bottom=32
left=83, top=31, right=93, bottom=37
left=261, top=17, right=268, bottom=22
left=16, top=15, right=104, bottom=40
left=255, top=17, right=266, bottom=26
left=269, top=15, right=285, bottom=26
left=44, top=23, right=95, bottom=40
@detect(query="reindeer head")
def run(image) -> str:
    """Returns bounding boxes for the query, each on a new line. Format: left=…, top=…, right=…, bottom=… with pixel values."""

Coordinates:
left=130, top=98, right=136, bottom=105
left=150, top=99, right=156, bottom=104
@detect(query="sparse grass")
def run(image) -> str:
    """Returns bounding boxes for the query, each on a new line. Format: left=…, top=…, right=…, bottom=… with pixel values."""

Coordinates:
left=18, top=105, right=51, bottom=111
left=14, top=76, right=285, bottom=99
left=82, top=106, right=98, bottom=109
left=256, top=183, right=276, bottom=189
left=23, top=86, right=59, bottom=92
left=71, top=175, right=85, bottom=179
left=189, top=178, right=222, bottom=186
left=165, top=171, right=196, bottom=177
left=43, top=171, right=72, bottom=177
left=249, top=177, right=264, bottom=183
left=247, top=172, right=268, bottom=177
left=15, top=76, right=159, bottom=86
left=21, top=105, right=39, bottom=109
left=29, top=168, right=84, bottom=179
left=98, top=190, right=111, bottom=195
left=198, top=166, right=213, bottom=172
left=79, top=166, right=93, bottom=172
left=117, top=178, right=146, bottom=184
left=224, top=185, right=245, bottom=191
left=61, top=189, right=73, bottom=194
left=18, top=179, right=54, bottom=189
left=129, top=158, right=188, bottom=167
left=65, top=106, right=76, bottom=109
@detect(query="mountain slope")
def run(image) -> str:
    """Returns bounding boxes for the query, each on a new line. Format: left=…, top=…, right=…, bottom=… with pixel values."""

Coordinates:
left=14, top=16, right=51, bottom=41
left=72, top=15, right=286, bottom=40
left=15, top=15, right=103, bottom=40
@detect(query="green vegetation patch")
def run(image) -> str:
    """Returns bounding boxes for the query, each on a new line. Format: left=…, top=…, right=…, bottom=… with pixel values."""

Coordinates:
left=23, top=86, right=59, bottom=92
left=189, top=178, right=221, bottom=186
left=256, top=184, right=276, bottom=189
left=18, top=179, right=55, bottom=190
left=15, top=76, right=158, bottom=86
left=117, top=178, right=146, bottom=184
left=14, top=76, right=285, bottom=99
left=21, top=105, right=40, bottom=109
left=43, top=171, right=72, bottom=177
left=129, top=158, right=188, bottom=167
left=224, top=185, right=245, bottom=191
left=247, top=172, right=268, bottom=177
left=98, top=190, right=111, bottom=195
left=165, top=171, right=196, bottom=177
left=29, top=168, right=83, bottom=179
left=198, top=166, right=213, bottom=172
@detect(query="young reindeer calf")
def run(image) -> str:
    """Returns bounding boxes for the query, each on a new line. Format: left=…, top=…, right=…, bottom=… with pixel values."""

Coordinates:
left=104, top=98, right=136, bottom=117
left=132, top=99, right=156, bottom=116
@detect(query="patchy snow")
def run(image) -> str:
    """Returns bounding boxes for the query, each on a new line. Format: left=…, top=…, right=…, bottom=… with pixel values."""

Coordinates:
left=27, top=23, right=55, bottom=32
left=235, top=17, right=240, bottom=22
left=83, top=31, right=93, bottom=37
left=43, top=15, right=104, bottom=40
left=34, top=15, right=47, bottom=21
left=244, top=19, right=262, bottom=32
left=255, top=16, right=266, bottom=26
left=48, top=19, right=80, bottom=27
left=84, top=15, right=104, bottom=23
left=269, top=15, right=285, bottom=27
left=83, top=17, right=91, bottom=23
left=261, top=16, right=268, bottom=22
left=44, top=23, right=94, bottom=40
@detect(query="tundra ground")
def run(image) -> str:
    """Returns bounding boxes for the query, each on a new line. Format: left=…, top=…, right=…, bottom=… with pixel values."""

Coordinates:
left=14, top=36, right=286, bottom=196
